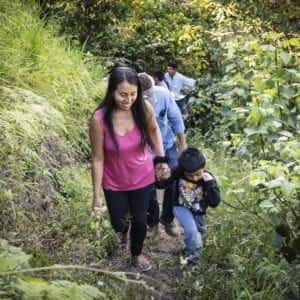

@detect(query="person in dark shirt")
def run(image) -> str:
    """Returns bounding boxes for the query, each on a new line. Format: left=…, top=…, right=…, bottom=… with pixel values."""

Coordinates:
left=153, top=70, right=170, bottom=90
left=163, top=147, right=221, bottom=265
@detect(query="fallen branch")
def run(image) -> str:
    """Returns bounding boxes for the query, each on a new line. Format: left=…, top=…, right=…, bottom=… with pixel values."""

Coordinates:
left=0, top=264, right=172, bottom=300
left=204, top=30, right=247, bottom=36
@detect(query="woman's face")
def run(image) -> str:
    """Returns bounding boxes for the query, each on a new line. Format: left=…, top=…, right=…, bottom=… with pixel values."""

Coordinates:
left=114, top=81, right=138, bottom=111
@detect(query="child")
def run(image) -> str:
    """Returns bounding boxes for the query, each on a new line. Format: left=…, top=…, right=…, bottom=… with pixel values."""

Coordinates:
left=164, top=147, right=221, bottom=265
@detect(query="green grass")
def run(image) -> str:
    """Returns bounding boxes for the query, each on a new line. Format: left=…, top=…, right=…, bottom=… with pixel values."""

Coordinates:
left=0, top=2, right=121, bottom=298
left=176, top=134, right=299, bottom=299
left=0, top=2, right=168, bottom=298
left=0, top=1, right=299, bottom=299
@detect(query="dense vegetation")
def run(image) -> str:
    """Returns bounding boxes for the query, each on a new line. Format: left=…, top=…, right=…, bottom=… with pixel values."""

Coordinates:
left=0, top=0, right=299, bottom=299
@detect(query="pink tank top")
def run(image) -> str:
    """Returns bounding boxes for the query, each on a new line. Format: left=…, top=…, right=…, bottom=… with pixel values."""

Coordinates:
left=95, top=109, right=155, bottom=191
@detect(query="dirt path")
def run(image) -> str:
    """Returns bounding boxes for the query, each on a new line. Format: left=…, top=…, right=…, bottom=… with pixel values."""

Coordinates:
left=97, top=223, right=185, bottom=300
left=90, top=189, right=188, bottom=299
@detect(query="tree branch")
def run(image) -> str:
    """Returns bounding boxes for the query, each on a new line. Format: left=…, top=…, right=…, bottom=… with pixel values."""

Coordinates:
left=0, top=264, right=172, bottom=300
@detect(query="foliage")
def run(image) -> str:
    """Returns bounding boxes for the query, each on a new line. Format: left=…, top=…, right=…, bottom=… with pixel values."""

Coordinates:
left=0, top=239, right=106, bottom=299
left=0, top=1, right=124, bottom=299
left=0, top=239, right=160, bottom=300
left=1, top=0, right=300, bottom=299
left=181, top=1, right=300, bottom=298
left=176, top=143, right=300, bottom=299
left=186, top=12, right=300, bottom=258
left=39, top=0, right=300, bottom=76
left=39, top=0, right=213, bottom=75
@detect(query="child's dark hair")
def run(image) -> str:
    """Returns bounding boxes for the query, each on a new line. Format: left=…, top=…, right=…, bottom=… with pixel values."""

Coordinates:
left=178, top=148, right=206, bottom=172
left=153, top=71, right=165, bottom=81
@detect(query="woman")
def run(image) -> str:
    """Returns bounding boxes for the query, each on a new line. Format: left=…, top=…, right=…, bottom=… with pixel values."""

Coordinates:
left=89, top=66, right=169, bottom=271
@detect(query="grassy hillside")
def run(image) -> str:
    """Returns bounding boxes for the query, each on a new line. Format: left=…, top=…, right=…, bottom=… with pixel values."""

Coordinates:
left=0, top=1, right=299, bottom=299
left=0, top=1, right=128, bottom=299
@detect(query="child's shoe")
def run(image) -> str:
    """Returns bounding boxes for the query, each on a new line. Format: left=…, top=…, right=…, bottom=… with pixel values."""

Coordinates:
left=180, top=253, right=199, bottom=266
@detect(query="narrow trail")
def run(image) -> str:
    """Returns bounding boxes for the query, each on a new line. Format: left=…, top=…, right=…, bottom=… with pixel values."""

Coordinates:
left=87, top=188, right=188, bottom=299
left=97, top=222, right=185, bottom=300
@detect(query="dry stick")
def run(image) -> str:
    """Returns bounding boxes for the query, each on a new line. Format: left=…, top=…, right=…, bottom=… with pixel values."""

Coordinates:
left=222, top=200, right=270, bottom=226
left=0, top=264, right=172, bottom=300
left=204, top=30, right=247, bottom=36
left=222, top=200, right=246, bottom=211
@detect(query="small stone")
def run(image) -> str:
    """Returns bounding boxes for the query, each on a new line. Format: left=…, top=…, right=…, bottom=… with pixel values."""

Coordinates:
left=96, top=280, right=105, bottom=287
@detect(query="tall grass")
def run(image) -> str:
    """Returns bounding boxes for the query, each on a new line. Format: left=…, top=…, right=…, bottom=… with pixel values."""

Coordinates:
left=0, top=0, right=105, bottom=155
left=0, top=0, right=110, bottom=266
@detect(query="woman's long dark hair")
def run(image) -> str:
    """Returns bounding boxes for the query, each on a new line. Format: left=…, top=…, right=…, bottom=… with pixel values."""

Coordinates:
left=96, top=66, right=153, bottom=152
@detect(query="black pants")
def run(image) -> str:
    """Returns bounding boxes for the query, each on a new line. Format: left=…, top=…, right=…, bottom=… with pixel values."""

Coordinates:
left=147, top=183, right=175, bottom=227
left=160, top=183, right=175, bottom=223
left=104, top=183, right=154, bottom=256
left=147, top=186, right=160, bottom=227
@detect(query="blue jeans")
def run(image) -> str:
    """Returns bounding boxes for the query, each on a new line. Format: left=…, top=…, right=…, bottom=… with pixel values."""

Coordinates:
left=173, top=206, right=205, bottom=257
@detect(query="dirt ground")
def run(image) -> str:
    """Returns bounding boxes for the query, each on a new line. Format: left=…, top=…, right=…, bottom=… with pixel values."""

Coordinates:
left=97, top=225, right=185, bottom=300
left=96, top=190, right=186, bottom=300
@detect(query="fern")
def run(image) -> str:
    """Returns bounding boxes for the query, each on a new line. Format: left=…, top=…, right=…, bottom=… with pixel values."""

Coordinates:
left=0, top=239, right=31, bottom=272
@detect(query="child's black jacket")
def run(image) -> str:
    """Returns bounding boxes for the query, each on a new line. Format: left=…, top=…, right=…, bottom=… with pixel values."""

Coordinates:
left=160, top=167, right=221, bottom=214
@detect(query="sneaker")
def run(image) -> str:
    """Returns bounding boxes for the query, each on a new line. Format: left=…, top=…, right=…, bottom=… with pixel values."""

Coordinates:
left=186, top=254, right=199, bottom=265
left=160, top=220, right=178, bottom=237
left=180, top=254, right=199, bottom=266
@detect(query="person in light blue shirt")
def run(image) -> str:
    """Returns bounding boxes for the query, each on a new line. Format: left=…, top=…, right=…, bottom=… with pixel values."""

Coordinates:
left=153, top=85, right=187, bottom=165
left=164, top=61, right=196, bottom=116
left=139, top=73, right=187, bottom=165
left=138, top=72, right=187, bottom=236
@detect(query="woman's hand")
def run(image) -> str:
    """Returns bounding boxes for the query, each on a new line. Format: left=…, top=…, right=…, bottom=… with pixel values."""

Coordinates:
left=155, top=162, right=170, bottom=181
